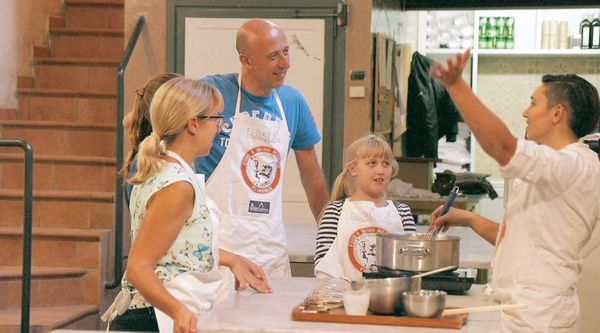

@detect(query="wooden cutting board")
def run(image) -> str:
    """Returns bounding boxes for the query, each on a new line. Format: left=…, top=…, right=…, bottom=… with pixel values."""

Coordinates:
left=291, top=305, right=468, bottom=329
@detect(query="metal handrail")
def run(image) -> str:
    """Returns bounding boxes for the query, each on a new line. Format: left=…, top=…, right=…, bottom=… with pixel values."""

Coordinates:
left=0, top=139, right=34, bottom=333
left=106, top=15, right=146, bottom=289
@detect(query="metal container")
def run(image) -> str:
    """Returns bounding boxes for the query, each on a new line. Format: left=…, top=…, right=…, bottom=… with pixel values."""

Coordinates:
left=353, top=276, right=421, bottom=315
left=402, top=290, right=447, bottom=318
left=376, top=232, right=460, bottom=272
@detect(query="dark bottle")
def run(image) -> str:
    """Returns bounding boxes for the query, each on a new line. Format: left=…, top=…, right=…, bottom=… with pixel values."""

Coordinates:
left=581, top=14, right=591, bottom=49
left=591, top=13, right=600, bottom=49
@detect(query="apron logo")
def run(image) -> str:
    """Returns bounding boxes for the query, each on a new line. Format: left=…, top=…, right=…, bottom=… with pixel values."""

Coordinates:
left=248, top=200, right=271, bottom=214
left=241, top=146, right=281, bottom=194
left=348, top=227, right=387, bottom=272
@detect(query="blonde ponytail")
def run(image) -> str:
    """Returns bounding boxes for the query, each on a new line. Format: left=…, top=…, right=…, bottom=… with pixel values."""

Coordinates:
left=127, top=77, right=223, bottom=184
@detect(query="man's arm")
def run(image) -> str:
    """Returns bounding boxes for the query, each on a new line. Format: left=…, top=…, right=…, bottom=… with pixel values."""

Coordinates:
left=430, top=49, right=517, bottom=166
left=294, top=147, right=330, bottom=223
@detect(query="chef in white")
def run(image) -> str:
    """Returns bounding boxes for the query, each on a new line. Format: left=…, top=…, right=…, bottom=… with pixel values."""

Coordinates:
left=102, top=78, right=271, bottom=333
left=196, top=19, right=329, bottom=277
left=429, top=49, right=600, bottom=332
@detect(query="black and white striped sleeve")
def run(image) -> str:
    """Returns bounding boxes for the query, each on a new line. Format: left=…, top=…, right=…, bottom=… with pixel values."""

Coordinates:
left=314, top=200, right=344, bottom=265
left=394, top=201, right=417, bottom=232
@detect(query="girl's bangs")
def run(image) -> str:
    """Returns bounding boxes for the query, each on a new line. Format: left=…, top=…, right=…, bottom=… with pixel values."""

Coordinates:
left=356, top=139, right=393, bottom=160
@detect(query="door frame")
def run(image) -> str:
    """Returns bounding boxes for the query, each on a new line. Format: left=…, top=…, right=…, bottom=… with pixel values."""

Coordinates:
left=166, top=0, right=346, bottom=188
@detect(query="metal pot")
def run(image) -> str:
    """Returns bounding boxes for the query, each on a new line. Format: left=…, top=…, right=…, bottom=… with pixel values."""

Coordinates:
left=376, top=232, right=460, bottom=272
left=355, top=276, right=421, bottom=315
left=352, top=266, right=455, bottom=315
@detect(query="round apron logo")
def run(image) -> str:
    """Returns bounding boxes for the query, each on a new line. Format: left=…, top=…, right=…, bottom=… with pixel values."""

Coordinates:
left=348, top=227, right=387, bottom=272
left=241, top=146, right=281, bottom=194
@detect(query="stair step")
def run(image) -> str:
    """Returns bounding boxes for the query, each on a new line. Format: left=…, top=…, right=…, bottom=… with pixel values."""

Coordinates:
left=17, top=94, right=115, bottom=125
left=49, top=27, right=124, bottom=37
left=0, top=153, right=115, bottom=165
left=0, top=189, right=113, bottom=202
left=0, top=227, right=111, bottom=305
left=0, top=266, right=88, bottom=309
left=34, top=56, right=120, bottom=66
left=64, top=2, right=124, bottom=30
left=0, top=304, right=98, bottom=332
left=66, top=0, right=124, bottom=7
left=17, top=88, right=115, bottom=98
left=0, top=266, right=87, bottom=280
left=49, top=16, right=66, bottom=29
left=0, top=153, right=116, bottom=192
left=50, top=32, right=123, bottom=59
left=0, top=120, right=116, bottom=157
left=0, top=189, right=114, bottom=230
left=33, top=62, right=117, bottom=91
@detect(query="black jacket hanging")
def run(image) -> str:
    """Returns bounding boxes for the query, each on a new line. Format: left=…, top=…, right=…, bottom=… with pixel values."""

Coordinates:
left=405, top=52, right=460, bottom=158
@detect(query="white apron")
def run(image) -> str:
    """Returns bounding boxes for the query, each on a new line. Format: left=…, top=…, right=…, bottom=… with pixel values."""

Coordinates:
left=102, top=151, right=233, bottom=333
left=490, top=178, right=580, bottom=333
left=154, top=151, right=232, bottom=332
left=206, top=74, right=291, bottom=277
left=315, top=200, right=406, bottom=281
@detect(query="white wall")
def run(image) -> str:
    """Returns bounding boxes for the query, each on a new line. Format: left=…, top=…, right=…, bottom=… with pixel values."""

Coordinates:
left=0, top=0, right=17, bottom=108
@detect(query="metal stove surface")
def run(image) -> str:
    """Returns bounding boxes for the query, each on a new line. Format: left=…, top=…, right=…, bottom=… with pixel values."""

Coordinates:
left=363, top=268, right=475, bottom=295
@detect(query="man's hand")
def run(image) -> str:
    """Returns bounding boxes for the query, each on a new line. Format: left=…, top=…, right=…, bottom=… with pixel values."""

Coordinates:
left=429, top=48, right=471, bottom=88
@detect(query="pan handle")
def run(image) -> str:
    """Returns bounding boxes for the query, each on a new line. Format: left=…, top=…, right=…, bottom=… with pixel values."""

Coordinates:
left=399, top=246, right=431, bottom=256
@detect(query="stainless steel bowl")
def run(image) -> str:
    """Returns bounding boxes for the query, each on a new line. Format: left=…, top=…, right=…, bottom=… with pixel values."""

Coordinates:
left=402, top=290, right=447, bottom=318
left=353, top=277, right=421, bottom=315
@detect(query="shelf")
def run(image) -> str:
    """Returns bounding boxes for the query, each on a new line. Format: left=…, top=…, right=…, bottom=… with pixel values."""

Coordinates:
left=476, top=48, right=600, bottom=56
left=424, top=48, right=600, bottom=56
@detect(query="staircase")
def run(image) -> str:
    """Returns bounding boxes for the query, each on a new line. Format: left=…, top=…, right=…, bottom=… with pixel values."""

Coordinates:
left=0, top=0, right=124, bottom=331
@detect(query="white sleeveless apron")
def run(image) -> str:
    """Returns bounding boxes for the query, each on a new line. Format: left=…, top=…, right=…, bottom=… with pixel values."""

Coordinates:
left=314, top=200, right=406, bottom=281
left=490, top=178, right=579, bottom=333
left=206, top=75, right=291, bottom=277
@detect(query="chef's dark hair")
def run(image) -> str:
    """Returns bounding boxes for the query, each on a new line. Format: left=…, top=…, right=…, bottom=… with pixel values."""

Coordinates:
left=121, top=72, right=182, bottom=179
left=542, top=74, right=600, bottom=138
left=318, top=134, right=398, bottom=222
left=129, top=77, right=223, bottom=184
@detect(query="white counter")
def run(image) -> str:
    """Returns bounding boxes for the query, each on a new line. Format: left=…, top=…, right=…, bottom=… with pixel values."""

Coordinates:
left=285, top=223, right=494, bottom=269
left=51, top=278, right=502, bottom=333
left=194, top=277, right=501, bottom=332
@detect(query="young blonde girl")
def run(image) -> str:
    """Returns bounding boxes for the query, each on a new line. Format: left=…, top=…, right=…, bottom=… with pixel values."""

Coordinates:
left=314, top=134, right=416, bottom=280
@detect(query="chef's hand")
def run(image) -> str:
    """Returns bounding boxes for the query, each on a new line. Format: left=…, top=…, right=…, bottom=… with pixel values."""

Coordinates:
left=172, top=302, right=198, bottom=333
left=429, top=206, right=473, bottom=232
left=229, top=254, right=272, bottom=293
left=429, top=48, right=471, bottom=87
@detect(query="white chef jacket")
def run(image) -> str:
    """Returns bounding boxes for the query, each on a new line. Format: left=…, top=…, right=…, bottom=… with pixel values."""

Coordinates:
left=491, top=138, right=600, bottom=332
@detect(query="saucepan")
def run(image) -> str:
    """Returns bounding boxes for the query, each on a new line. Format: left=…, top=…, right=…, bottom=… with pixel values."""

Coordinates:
left=351, top=265, right=456, bottom=315
left=377, top=232, right=460, bottom=272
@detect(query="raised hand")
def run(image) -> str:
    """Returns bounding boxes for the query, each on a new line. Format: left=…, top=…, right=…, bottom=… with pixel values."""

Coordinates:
left=429, top=48, right=471, bottom=87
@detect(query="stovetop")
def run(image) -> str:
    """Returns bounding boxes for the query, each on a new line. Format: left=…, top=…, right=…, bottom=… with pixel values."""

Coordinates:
left=363, top=268, right=475, bottom=295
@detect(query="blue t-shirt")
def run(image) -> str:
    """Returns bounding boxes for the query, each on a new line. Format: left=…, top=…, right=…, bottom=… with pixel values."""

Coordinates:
left=195, top=73, right=321, bottom=179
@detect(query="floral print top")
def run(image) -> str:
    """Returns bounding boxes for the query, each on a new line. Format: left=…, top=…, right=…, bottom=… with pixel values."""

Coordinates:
left=122, top=162, right=215, bottom=309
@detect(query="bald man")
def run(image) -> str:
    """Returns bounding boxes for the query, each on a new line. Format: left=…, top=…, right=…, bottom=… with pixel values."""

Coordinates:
left=195, top=19, right=329, bottom=277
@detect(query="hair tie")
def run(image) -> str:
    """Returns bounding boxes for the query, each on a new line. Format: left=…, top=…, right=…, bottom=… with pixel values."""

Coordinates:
left=134, top=87, right=145, bottom=97
left=158, top=139, right=167, bottom=156
left=150, top=132, right=167, bottom=155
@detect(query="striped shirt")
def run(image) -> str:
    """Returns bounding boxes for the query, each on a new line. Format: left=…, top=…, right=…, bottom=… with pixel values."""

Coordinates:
left=314, top=199, right=416, bottom=265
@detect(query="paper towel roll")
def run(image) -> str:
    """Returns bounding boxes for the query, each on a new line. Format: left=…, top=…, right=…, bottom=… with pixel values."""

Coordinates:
left=541, top=20, right=550, bottom=49
left=559, top=21, right=569, bottom=49
left=549, top=20, right=559, bottom=49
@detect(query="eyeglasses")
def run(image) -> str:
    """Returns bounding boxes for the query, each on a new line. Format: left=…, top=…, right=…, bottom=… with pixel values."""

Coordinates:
left=197, top=115, right=225, bottom=127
